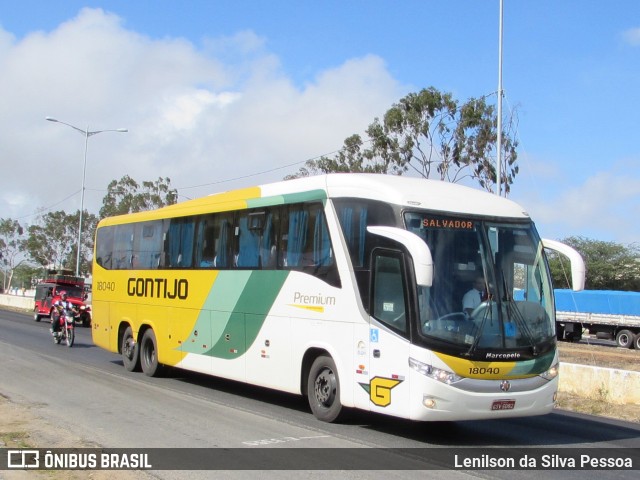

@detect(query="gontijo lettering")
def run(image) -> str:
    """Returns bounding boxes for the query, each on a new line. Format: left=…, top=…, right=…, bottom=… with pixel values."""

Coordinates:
left=127, top=278, right=188, bottom=299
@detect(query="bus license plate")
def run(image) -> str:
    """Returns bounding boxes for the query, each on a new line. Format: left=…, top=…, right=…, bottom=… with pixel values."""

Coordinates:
left=491, top=400, right=515, bottom=411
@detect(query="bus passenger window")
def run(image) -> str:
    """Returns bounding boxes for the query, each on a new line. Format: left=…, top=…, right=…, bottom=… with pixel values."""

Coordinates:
left=278, top=203, right=339, bottom=286
left=166, top=218, right=195, bottom=268
left=236, top=213, right=261, bottom=268
left=195, top=215, right=216, bottom=268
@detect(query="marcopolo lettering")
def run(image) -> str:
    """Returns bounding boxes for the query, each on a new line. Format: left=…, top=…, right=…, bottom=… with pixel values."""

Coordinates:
left=127, top=278, right=189, bottom=300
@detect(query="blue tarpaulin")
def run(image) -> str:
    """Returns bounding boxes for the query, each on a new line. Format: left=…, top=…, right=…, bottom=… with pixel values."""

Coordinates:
left=554, top=289, right=640, bottom=316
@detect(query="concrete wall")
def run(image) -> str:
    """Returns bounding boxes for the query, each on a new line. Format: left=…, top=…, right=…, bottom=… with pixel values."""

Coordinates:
left=559, top=363, right=640, bottom=405
left=0, top=293, right=33, bottom=310
left=0, top=293, right=638, bottom=405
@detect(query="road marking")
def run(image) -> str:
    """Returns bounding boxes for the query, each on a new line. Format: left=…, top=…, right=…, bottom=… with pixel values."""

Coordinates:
left=242, top=435, right=331, bottom=446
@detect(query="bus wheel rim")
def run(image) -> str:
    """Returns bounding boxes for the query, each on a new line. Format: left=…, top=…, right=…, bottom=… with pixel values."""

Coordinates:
left=315, top=367, right=336, bottom=406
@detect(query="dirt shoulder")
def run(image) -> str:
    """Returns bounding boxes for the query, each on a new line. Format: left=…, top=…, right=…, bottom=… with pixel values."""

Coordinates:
left=0, top=394, right=151, bottom=479
left=558, top=340, right=640, bottom=372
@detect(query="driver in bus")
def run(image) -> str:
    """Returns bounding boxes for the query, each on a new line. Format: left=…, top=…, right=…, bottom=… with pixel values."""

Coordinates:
left=463, top=276, right=486, bottom=316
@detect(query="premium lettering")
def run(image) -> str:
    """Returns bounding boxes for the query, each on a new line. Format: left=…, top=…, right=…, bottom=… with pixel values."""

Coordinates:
left=293, top=291, right=336, bottom=306
left=127, top=278, right=188, bottom=300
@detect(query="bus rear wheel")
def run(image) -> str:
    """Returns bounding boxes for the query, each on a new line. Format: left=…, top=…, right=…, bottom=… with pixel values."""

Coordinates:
left=122, top=326, right=140, bottom=372
left=140, top=329, right=163, bottom=377
left=307, top=355, right=343, bottom=423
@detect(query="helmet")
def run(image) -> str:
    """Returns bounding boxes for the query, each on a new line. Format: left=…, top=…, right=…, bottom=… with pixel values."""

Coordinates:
left=60, top=291, right=68, bottom=300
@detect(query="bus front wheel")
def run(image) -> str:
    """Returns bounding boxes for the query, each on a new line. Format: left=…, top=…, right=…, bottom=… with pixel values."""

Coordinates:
left=307, top=355, right=343, bottom=423
left=140, top=329, right=162, bottom=377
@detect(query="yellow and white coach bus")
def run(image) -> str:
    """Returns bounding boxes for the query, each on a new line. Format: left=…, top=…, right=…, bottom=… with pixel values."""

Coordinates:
left=91, top=173, right=585, bottom=422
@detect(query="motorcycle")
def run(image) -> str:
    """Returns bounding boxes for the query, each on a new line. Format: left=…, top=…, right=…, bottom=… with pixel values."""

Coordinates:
left=51, top=306, right=76, bottom=347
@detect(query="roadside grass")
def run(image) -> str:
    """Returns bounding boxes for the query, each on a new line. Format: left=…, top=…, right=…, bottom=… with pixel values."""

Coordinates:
left=0, top=430, right=33, bottom=448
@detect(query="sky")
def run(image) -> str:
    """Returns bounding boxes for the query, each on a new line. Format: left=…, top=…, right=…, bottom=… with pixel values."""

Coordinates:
left=0, top=0, right=638, bottom=245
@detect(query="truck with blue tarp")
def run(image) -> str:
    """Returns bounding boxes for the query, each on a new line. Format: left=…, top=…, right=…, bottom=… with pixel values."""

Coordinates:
left=555, top=289, right=640, bottom=349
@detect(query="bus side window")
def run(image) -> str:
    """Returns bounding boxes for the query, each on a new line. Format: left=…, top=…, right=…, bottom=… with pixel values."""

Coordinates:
left=195, top=215, right=216, bottom=268
left=236, top=212, right=261, bottom=268
left=278, top=203, right=339, bottom=286
left=371, top=251, right=408, bottom=335
left=213, top=214, right=232, bottom=268
left=113, top=224, right=134, bottom=270
left=133, top=221, right=163, bottom=270
left=95, top=226, right=115, bottom=269
left=167, top=218, right=195, bottom=268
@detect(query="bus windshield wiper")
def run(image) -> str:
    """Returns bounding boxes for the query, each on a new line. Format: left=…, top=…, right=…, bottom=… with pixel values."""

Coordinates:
left=500, top=272, right=539, bottom=355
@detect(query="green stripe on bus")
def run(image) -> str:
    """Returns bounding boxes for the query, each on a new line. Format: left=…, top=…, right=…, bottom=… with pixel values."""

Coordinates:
left=509, top=350, right=554, bottom=376
left=246, top=189, right=327, bottom=209
left=204, top=270, right=289, bottom=359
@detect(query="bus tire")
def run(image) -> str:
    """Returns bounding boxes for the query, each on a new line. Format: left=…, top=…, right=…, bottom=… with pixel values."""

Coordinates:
left=633, top=333, right=640, bottom=350
left=615, top=329, right=634, bottom=349
left=140, top=329, right=162, bottom=377
left=122, top=326, right=141, bottom=372
left=307, top=355, right=343, bottom=423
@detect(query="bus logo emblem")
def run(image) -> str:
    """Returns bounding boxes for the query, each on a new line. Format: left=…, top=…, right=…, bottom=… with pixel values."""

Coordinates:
left=500, top=380, right=511, bottom=392
left=359, top=376, right=402, bottom=407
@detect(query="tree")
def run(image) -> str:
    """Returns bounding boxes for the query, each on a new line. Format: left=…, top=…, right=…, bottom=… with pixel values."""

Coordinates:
left=548, top=236, right=640, bottom=291
left=0, top=218, right=26, bottom=292
left=100, top=175, right=178, bottom=218
left=23, top=210, right=98, bottom=276
left=285, top=134, right=391, bottom=179
left=13, top=263, right=43, bottom=290
left=287, top=87, right=519, bottom=194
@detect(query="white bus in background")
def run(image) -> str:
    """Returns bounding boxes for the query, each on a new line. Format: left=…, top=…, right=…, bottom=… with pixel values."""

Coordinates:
left=91, top=174, right=585, bottom=422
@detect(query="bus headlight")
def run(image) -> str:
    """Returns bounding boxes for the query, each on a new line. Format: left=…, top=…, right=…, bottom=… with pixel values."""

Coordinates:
left=408, top=357, right=462, bottom=385
left=539, top=362, right=559, bottom=381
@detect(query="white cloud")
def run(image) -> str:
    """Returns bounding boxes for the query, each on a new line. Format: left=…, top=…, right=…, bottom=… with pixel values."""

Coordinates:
left=0, top=8, right=405, bottom=223
left=512, top=158, right=640, bottom=244
left=622, top=27, right=640, bottom=46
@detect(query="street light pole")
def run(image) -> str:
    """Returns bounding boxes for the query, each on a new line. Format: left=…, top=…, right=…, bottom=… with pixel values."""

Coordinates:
left=496, top=0, right=504, bottom=196
left=45, top=117, right=127, bottom=276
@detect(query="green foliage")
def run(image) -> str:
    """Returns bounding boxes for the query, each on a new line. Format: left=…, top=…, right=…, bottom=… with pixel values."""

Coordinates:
left=548, top=236, right=640, bottom=291
left=100, top=175, right=178, bottom=218
left=1, top=218, right=27, bottom=291
left=286, top=86, right=519, bottom=194
left=24, top=211, right=75, bottom=270
left=23, top=210, right=98, bottom=275
left=0, top=218, right=23, bottom=263
left=13, top=263, right=43, bottom=290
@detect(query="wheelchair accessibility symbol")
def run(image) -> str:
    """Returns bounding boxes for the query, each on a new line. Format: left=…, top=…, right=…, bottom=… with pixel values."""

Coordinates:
left=370, top=328, right=379, bottom=343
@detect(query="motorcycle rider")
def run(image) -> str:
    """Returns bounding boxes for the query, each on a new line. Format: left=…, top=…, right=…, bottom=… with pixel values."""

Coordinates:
left=51, top=291, right=76, bottom=337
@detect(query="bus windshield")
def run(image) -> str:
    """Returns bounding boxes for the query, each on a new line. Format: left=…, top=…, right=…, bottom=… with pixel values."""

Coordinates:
left=405, top=212, right=555, bottom=360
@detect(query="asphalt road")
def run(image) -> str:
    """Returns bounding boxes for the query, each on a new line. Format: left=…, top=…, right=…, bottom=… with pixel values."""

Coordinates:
left=1, top=308, right=638, bottom=479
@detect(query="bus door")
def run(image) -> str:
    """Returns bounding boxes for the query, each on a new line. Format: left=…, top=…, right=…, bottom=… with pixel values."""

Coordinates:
left=366, top=249, right=411, bottom=416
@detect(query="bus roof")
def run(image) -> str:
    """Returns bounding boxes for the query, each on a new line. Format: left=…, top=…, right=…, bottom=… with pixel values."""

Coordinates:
left=98, top=174, right=530, bottom=226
